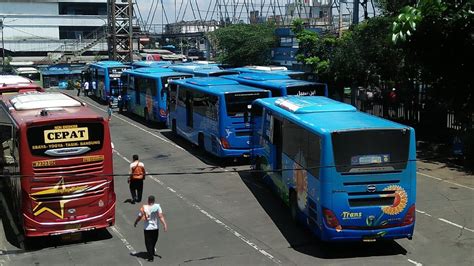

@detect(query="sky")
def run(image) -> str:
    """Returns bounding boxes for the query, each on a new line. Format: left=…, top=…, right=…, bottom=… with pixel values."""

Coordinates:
left=134, top=0, right=377, bottom=31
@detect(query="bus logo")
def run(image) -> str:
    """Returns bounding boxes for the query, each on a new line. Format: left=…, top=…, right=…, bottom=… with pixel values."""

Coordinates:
left=367, top=185, right=376, bottom=192
left=44, top=126, right=89, bottom=144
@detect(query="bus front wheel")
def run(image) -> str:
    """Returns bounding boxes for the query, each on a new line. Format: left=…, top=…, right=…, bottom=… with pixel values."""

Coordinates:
left=144, top=108, right=150, bottom=123
left=172, top=120, right=177, bottom=134
left=253, top=158, right=264, bottom=179
left=198, top=133, right=205, bottom=150
left=290, top=190, right=299, bottom=223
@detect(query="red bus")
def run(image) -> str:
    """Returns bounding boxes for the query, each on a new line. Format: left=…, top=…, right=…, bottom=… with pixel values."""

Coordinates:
left=0, top=92, right=115, bottom=239
left=0, top=75, right=44, bottom=95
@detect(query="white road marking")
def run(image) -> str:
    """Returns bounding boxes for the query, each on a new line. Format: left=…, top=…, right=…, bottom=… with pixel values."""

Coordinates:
left=417, top=172, right=474, bottom=191
left=87, top=101, right=185, bottom=151
left=415, top=210, right=432, bottom=217
left=407, top=258, right=423, bottom=266
left=438, top=218, right=474, bottom=233
left=110, top=226, right=143, bottom=266
left=114, top=150, right=282, bottom=265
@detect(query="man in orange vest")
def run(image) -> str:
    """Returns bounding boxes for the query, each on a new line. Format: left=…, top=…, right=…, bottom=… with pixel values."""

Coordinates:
left=128, top=154, right=146, bottom=203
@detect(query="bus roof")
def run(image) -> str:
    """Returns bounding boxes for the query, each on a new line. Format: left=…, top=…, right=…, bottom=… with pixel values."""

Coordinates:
left=225, top=73, right=320, bottom=89
left=14, top=67, right=39, bottom=73
left=124, top=68, right=190, bottom=79
left=255, top=96, right=408, bottom=133
left=90, top=61, right=129, bottom=68
left=169, top=64, right=221, bottom=72
left=0, top=75, right=35, bottom=86
left=9, top=92, right=83, bottom=110
left=171, top=77, right=268, bottom=95
left=2, top=92, right=101, bottom=124
left=231, top=66, right=305, bottom=75
left=131, top=61, right=172, bottom=68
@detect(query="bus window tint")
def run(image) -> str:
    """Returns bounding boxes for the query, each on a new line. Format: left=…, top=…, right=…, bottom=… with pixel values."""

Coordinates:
left=282, top=120, right=321, bottom=177
left=160, top=75, right=192, bottom=96
left=137, top=78, right=157, bottom=96
left=193, top=92, right=218, bottom=120
left=286, top=84, right=326, bottom=96
left=331, top=129, right=410, bottom=173
left=225, top=91, right=269, bottom=116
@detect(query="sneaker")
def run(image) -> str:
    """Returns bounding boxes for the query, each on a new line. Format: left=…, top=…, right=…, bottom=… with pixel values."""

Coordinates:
left=147, top=258, right=154, bottom=262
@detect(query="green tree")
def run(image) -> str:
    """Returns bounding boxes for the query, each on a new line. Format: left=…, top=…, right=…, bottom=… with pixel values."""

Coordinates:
left=208, top=23, right=277, bottom=66
left=291, top=19, right=336, bottom=79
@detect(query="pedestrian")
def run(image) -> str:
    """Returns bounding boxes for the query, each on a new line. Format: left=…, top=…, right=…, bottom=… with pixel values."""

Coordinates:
left=76, top=83, right=82, bottom=96
left=134, top=195, right=168, bottom=262
left=107, top=100, right=113, bottom=121
left=92, top=80, right=97, bottom=92
left=128, top=154, right=146, bottom=203
left=83, top=81, right=89, bottom=96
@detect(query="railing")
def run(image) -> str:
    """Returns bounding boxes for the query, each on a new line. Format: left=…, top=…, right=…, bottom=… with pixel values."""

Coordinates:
left=40, top=25, right=107, bottom=64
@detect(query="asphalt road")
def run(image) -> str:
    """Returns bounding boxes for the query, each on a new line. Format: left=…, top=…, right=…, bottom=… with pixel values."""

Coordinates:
left=0, top=92, right=473, bottom=266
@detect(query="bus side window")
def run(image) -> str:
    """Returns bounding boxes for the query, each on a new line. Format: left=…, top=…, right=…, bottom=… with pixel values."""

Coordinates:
left=0, top=124, right=13, bottom=167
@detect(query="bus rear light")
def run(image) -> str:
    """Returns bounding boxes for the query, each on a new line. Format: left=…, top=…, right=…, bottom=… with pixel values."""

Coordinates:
left=323, top=208, right=340, bottom=229
left=402, top=204, right=416, bottom=226
left=221, top=137, right=230, bottom=149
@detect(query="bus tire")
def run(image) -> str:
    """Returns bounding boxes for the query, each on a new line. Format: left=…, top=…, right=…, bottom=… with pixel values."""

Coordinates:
left=253, top=157, right=264, bottom=179
left=289, top=190, right=299, bottom=223
left=144, top=108, right=149, bottom=123
left=198, top=133, right=205, bottom=150
left=172, top=120, right=177, bottom=134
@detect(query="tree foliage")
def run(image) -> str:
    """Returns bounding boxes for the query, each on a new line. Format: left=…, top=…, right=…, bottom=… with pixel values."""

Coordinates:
left=209, top=23, right=277, bottom=66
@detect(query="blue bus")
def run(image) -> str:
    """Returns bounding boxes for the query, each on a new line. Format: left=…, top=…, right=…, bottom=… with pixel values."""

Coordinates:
left=168, top=77, right=270, bottom=158
left=169, top=65, right=238, bottom=77
left=225, top=73, right=328, bottom=97
left=131, top=61, right=172, bottom=69
left=251, top=96, right=416, bottom=242
left=230, top=66, right=307, bottom=80
left=122, top=67, right=192, bottom=123
left=88, top=61, right=130, bottom=102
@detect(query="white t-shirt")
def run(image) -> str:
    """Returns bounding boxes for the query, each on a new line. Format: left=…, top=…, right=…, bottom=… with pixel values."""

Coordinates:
left=83, top=81, right=89, bottom=90
left=129, top=161, right=145, bottom=174
left=139, top=203, right=162, bottom=230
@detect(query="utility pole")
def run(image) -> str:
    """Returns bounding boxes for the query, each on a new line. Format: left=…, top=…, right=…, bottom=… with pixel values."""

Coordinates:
left=352, top=0, right=359, bottom=25
left=338, top=1, right=344, bottom=37
left=107, top=0, right=134, bottom=62
left=0, top=19, right=5, bottom=71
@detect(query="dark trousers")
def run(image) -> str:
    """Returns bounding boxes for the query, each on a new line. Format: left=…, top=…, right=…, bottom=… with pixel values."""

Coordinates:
left=129, top=179, right=143, bottom=202
left=144, top=229, right=159, bottom=259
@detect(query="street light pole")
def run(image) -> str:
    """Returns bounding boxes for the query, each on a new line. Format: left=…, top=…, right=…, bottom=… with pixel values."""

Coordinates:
left=1, top=19, right=5, bottom=71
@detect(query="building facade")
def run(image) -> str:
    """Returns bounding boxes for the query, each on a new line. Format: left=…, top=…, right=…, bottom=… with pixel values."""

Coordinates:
left=0, top=0, right=108, bottom=61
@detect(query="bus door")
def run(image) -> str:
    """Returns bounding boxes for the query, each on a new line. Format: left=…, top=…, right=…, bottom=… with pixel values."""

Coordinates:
left=186, top=91, right=193, bottom=128
left=270, top=116, right=283, bottom=175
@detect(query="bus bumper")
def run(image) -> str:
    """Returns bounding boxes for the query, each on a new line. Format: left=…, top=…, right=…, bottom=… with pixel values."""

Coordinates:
left=320, top=223, right=415, bottom=242
left=219, top=148, right=251, bottom=158
left=22, top=203, right=116, bottom=237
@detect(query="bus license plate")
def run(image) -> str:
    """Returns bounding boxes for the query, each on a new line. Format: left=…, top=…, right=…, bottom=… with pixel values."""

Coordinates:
left=362, top=236, right=377, bottom=242
left=65, top=223, right=81, bottom=230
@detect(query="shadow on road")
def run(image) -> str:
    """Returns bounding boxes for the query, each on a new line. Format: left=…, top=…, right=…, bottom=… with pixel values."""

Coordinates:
left=237, top=171, right=408, bottom=259
left=160, top=131, right=250, bottom=167
left=0, top=193, right=113, bottom=252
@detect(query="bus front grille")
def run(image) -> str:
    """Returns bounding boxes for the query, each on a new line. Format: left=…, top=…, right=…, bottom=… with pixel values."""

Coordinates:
left=33, top=161, right=104, bottom=178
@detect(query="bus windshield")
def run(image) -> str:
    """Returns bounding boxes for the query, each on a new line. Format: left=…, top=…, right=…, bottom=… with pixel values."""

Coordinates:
left=286, top=84, right=326, bottom=96
left=225, top=91, right=269, bottom=116
left=27, top=122, right=104, bottom=157
left=331, top=129, right=410, bottom=173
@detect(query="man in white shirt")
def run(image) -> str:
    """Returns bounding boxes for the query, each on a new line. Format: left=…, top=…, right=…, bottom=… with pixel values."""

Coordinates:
left=134, top=195, right=168, bottom=262
left=83, top=81, right=90, bottom=96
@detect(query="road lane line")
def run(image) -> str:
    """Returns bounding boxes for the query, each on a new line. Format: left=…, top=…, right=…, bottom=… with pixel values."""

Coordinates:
left=408, top=259, right=423, bottom=266
left=114, top=150, right=282, bottom=265
left=86, top=101, right=185, bottom=151
left=438, top=218, right=474, bottom=233
left=110, top=226, right=143, bottom=266
left=417, top=172, right=474, bottom=191
left=415, top=210, right=432, bottom=217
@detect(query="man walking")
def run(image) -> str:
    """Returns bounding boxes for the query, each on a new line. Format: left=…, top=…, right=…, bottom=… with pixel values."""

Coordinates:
left=134, top=195, right=168, bottom=262
left=129, top=154, right=146, bottom=203
left=83, top=80, right=89, bottom=96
